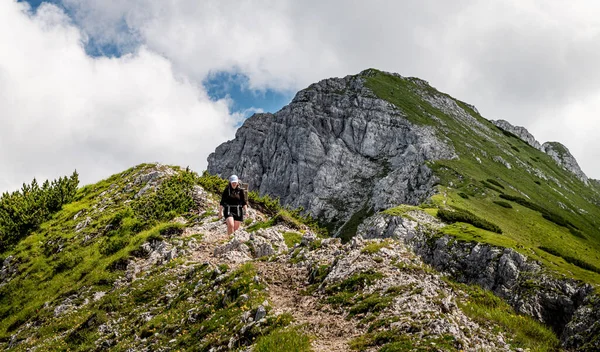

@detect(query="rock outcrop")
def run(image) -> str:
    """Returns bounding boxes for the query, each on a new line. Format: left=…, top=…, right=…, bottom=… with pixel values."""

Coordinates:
left=357, top=210, right=599, bottom=347
left=491, top=119, right=543, bottom=150
left=491, top=119, right=589, bottom=184
left=208, top=72, right=456, bottom=231
left=542, top=142, right=589, bottom=185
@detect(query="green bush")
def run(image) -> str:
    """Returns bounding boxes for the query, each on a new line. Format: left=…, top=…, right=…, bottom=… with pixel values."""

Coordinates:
left=54, top=252, right=83, bottom=273
left=569, top=228, right=585, bottom=239
left=0, top=171, right=79, bottom=251
left=499, top=194, right=546, bottom=213
left=283, top=232, right=302, bottom=248
left=493, top=201, right=513, bottom=209
left=539, top=246, right=600, bottom=274
left=133, top=170, right=196, bottom=222
left=99, top=237, right=129, bottom=256
left=498, top=194, right=579, bottom=231
left=458, top=192, right=470, bottom=199
left=480, top=180, right=504, bottom=194
left=486, top=179, right=505, bottom=189
left=541, top=211, right=578, bottom=230
left=437, top=208, right=502, bottom=234
left=159, top=223, right=185, bottom=237
left=197, top=171, right=228, bottom=195
left=248, top=191, right=281, bottom=215
left=325, top=270, right=383, bottom=294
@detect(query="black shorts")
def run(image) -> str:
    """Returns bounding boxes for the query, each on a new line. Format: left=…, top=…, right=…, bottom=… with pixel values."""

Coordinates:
left=224, top=205, right=244, bottom=222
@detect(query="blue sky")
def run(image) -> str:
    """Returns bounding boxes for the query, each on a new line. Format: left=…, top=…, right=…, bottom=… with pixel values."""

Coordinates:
left=19, top=0, right=292, bottom=119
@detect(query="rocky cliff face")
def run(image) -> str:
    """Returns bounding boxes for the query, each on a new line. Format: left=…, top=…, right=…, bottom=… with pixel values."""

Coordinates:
left=208, top=73, right=456, bottom=232
left=542, top=141, right=589, bottom=185
left=491, top=119, right=543, bottom=150
left=357, top=209, right=600, bottom=349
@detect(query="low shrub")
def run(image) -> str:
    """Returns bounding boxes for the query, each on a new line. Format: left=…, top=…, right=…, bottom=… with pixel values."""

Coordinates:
left=254, top=328, right=312, bottom=352
left=486, top=179, right=505, bottom=189
left=283, top=232, right=302, bottom=248
left=132, top=169, right=196, bottom=223
left=539, top=246, right=600, bottom=274
left=499, top=194, right=545, bottom=213
left=54, top=252, right=83, bottom=273
left=159, top=223, right=185, bottom=237
left=480, top=181, right=504, bottom=194
left=437, top=208, right=502, bottom=234
left=493, top=201, right=513, bottom=209
left=197, top=171, right=228, bottom=195
left=541, top=211, right=578, bottom=230
left=99, top=236, right=129, bottom=256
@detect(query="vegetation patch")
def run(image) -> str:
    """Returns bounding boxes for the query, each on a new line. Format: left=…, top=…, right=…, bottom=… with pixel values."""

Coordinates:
left=325, top=270, right=384, bottom=295
left=498, top=194, right=545, bottom=213
left=539, top=246, right=600, bottom=274
left=448, top=280, right=560, bottom=352
left=0, top=171, right=79, bottom=251
left=486, top=178, right=505, bottom=189
left=437, top=208, right=502, bottom=234
left=480, top=180, right=504, bottom=194
left=361, top=240, right=392, bottom=254
left=350, top=330, right=459, bottom=351
left=283, top=232, right=302, bottom=248
left=254, top=327, right=312, bottom=352
left=337, top=205, right=374, bottom=243
left=132, top=169, right=196, bottom=223
left=493, top=201, right=513, bottom=209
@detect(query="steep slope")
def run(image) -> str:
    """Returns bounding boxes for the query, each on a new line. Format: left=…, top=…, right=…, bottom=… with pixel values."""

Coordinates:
left=208, top=74, right=457, bottom=236
left=0, top=165, right=559, bottom=351
left=208, top=69, right=600, bottom=283
left=207, top=69, right=600, bottom=348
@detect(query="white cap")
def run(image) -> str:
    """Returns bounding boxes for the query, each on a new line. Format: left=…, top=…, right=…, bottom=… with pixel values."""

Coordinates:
left=229, top=175, right=239, bottom=183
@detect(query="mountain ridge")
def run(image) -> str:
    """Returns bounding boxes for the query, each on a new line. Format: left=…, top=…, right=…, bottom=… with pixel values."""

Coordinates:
left=3, top=69, right=600, bottom=351
left=0, top=164, right=566, bottom=351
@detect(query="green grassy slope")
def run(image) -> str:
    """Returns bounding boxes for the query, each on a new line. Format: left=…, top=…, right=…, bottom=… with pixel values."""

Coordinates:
left=363, top=69, right=600, bottom=286
left=0, top=164, right=318, bottom=350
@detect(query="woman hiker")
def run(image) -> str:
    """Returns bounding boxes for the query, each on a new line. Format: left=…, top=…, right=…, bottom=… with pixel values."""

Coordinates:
left=219, top=175, right=248, bottom=235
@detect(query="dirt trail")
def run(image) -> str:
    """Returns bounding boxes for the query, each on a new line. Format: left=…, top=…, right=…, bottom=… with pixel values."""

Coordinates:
left=256, top=262, right=363, bottom=352
left=182, top=215, right=363, bottom=351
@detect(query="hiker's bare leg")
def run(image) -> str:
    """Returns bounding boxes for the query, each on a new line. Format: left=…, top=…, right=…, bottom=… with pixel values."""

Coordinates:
left=226, top=217, right=235, bottom=235
left=234, top=220, right=242, bottom=232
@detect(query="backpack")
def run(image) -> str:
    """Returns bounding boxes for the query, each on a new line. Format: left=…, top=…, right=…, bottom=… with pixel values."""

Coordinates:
left=239, top=182, right=249, bottom=200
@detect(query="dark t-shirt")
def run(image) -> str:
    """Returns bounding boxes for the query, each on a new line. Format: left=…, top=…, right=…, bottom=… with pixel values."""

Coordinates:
left=220, top=185, right=247, bottom=207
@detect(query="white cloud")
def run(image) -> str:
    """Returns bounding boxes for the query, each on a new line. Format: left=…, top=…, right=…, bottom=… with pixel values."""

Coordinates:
left=57, top=0, right=600, bottom=178
left=0, top=1, right=237, bottom=192
left=4, top=0, right=600, bottom=193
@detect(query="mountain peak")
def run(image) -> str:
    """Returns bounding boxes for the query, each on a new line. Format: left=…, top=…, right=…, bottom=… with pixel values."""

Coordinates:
left=542, top=141, right=589, bottom=184
left=491, top=119, right=543, bottom=150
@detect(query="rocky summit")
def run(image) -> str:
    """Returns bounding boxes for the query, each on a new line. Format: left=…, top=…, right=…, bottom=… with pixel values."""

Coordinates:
left=208, top=71, right=457, bottom=234
left=208, top=69, right=595, bottom=238
left=3, top=69, right=600, bottom=351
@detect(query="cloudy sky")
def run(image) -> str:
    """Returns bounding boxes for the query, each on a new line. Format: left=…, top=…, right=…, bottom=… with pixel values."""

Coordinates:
left=2, top=0, right=600, bottom=192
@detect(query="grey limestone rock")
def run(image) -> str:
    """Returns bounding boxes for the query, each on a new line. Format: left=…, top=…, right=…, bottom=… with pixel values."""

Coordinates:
left=542, top=142, right=589, bottom=185
left=208, top=72, right=456, bottom=231
left=358, top=211, right=598, bottom=347
left=492, top=119, right=543, bottom=150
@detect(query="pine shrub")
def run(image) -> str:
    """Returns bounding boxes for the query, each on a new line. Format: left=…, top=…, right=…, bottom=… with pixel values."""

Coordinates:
left=437, top=208, right=502, bottom=234
left=0, top=171, right=79, bottom=251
